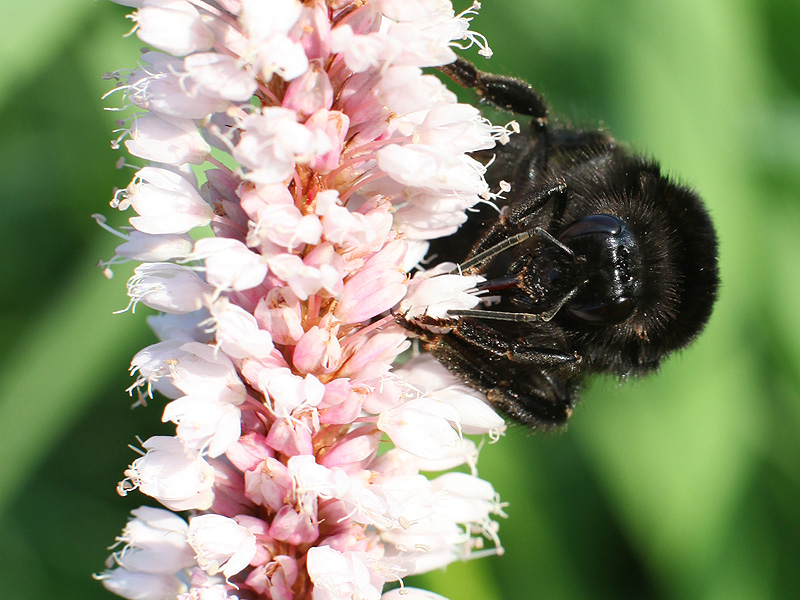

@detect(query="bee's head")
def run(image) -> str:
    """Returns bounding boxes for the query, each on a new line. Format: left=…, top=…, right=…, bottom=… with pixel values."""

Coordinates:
left=554, top=213, right=642, bottom=326
left=556, top=156, right=719, bottom=374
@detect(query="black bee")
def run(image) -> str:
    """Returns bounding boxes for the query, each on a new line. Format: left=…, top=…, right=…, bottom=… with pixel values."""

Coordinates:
left=399, top=57, right=719, bottom=429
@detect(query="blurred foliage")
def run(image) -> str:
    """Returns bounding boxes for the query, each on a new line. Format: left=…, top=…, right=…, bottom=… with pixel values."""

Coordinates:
left=0, top=0, right=798, bottom=599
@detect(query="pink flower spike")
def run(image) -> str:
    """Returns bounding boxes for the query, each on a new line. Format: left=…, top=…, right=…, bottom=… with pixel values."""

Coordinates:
left=100, top=1, right=507, bottom=598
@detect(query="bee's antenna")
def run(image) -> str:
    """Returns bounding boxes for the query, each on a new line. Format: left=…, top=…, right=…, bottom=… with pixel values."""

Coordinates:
left=452, top=227, right=576, bottom=275
left=533, top=228, right=576, bottom=259
left=448, top=283, right=583, bottom=323
left=453, top=230, right=533, bottom=273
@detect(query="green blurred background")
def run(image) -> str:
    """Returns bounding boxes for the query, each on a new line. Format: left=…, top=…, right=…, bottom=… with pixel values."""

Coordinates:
left=0, top=0, right=798, bottom=598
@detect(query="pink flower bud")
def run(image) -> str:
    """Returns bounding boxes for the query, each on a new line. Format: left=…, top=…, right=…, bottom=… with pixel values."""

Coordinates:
left=318, top=381, right=366, bottom=425
left=226, top=431, right=273, bottom=473
left=244, top=457, right=292, bottom=513
left=254, top=290, right=305, bottom=345
left=291, top=2, right=331, bottom=59
left=283, top=62, right=334, bottom=118
left=319, top=426, right=381, bottom=472
left=334, top=263, right=407, bottom=324
left=339, top=327, right=409, bottom=380
left=292, top=324, right=342, bottom=375
left=266, top=416, right=314, bottom=456
left=268, top=503, right=320, bottom=545
left=306, top=109, right=350, bottom=174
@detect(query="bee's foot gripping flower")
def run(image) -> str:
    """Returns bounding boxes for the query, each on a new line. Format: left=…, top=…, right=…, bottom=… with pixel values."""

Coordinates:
left=96, top=1, right=510, bottom=599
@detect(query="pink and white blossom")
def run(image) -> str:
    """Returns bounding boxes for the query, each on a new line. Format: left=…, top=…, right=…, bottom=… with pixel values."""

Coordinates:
left=99, top=1, right=511, bottom=599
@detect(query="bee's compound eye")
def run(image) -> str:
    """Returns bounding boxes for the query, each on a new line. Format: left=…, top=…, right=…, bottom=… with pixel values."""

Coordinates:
left=558, top=214, right=623, bottom=241
left=567, top=296, right=634, bottom=324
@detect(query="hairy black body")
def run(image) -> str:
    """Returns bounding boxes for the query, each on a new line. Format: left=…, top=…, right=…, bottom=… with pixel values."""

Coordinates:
left=401, top=57, right=719, bottom=428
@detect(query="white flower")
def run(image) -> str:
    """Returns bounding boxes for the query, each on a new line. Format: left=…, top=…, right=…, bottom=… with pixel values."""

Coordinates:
left=234, top=108, right=324, bottom=184
left=188, top=514, right=258, bottom=579
left=134, top=0, right=215, bottom=57
left=127, top=52, right=230, bottom=119
left=184, top=53, right=258, bottom=102
left=119, top=436, right=215, bottom=511
left=126, top=263, right=213, bottom=314
left=108, top=506, right=195, bottom=575
left=99, top=568, right=187, bottom=600
left=398, top=264, right=484, bottom=321
left=376, top=144, right=489, bottom=194
left=114, top=230, right=195, bottom=263
left=377, top=398, right=462, bottom=459
left=163, top=395, right=242, bottom=457
left=307, top=547, right=381, bottom=600
left=123, top=166, right=213, bottom=234
left=380, top=589, right=451, bottom=600
left=124, top=113, right=211, bottom=165
left=192, top=237, right=269, bottom=292
left=208, top=297, right=274, bottom=359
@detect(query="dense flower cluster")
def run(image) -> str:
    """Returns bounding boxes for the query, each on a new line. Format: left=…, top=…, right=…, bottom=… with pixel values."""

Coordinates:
left=96, top=1, right=511, bottom=599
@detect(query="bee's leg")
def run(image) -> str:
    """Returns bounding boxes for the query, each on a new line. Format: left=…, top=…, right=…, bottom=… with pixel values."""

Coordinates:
left=462, top=182, right=569, bottom=261
left=424, top=326, right=577, bottom=427
left=439, top=57, right=548, bottom=128
left=446, top=319, right=579, bottom=366
left=504, top=181, right=569, bottom=227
